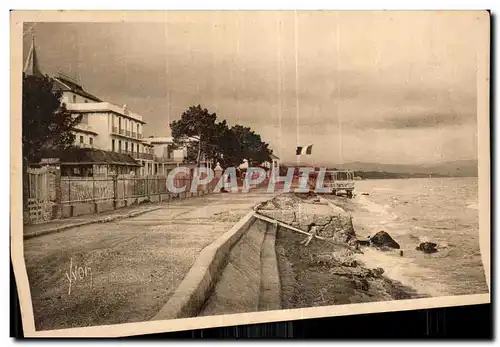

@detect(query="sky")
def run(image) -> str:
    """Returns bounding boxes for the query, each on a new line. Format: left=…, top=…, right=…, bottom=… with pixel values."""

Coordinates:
left=22, top=11, right=482, bottom=166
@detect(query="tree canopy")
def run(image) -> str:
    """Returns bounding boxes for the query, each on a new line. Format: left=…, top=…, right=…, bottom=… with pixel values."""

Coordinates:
left=170, top=105, right=217, bottom=166
left=170, top=105, right=274, bottom=168
left=231, top=125, right=273, bottom=166
left=22, top=74, right=81, bottom=164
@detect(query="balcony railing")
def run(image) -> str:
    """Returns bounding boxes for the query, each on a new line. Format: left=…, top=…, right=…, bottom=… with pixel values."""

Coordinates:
left=154, top=155, right=179, bottom=163
left=120, top=150, right=153, bottom=160
left=112, top=128, right=143, bottom=140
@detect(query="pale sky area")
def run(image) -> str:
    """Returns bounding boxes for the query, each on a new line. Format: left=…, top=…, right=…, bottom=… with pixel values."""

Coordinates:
left=23, top=11, right=482, bottom=166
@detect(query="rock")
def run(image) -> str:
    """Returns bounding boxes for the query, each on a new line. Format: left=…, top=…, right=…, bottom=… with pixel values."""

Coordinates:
left=351, top=277, right=370, bottom=291
left=330, top=265, right=372, bottom=278
left=358, top=238, right=371, bottom=246
left=370, top=231, right=401, bottom=249
left=329, top=266, right=352, bottom=276
left=258, top=194, right=356, bottom=245
left=341, top=259, right=359, bottom=267
left=348, top=266, right=372, bottom=278
left=370, top=267, right=385, bottom=278
left=266, top=195, right=354, bottom=243
left=296, top=203, right=335, bottom=230
left=416, top=242, right=438, bottom=254
left=348, top=238, right=360, bottom=250
left=361, top=193, right=370, bottom=196
left=258, top=209, right=297, bottom=225
left=309, top=253, right=338, bottom=267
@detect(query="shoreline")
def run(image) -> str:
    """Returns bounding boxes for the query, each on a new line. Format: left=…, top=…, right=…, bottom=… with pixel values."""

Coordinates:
left=322, top=189, right=487, bottom=299
left=276, top=227, right=427, bottom=310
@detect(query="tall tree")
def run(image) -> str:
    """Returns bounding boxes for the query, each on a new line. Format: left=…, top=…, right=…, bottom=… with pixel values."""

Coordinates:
left=171, top=105, right=274, bottom=168
left=211, top=120, right=245, bottom=168
left=231, top=125, right=273, bottom=166
left=170, top=105, right=217, bottom=166
left=22, top=74, right=82, bottom=164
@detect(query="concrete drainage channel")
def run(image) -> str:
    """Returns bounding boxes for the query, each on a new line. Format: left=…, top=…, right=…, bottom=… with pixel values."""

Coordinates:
left=151, top=209, right=282, bottom=321
left=151, top=193, right=347, bottom=321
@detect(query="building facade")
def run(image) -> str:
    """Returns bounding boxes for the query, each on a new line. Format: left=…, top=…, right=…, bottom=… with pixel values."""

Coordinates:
left=142, top=136, right=209, bottom=176
left=24, top=36, right=203, bottom=178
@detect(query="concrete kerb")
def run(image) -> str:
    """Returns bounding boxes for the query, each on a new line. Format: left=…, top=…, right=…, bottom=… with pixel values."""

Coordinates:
left=151, top=210, right=257, bottom=321
left=23, top=206, right=162, bottom=240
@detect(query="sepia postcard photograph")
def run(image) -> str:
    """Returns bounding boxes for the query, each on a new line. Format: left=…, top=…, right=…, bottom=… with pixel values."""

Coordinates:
left=10, top=10, right=490, bottom=337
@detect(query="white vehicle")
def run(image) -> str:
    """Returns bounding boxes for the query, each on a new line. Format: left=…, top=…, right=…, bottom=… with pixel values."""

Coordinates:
left=324, top=170, right=355, bottom=198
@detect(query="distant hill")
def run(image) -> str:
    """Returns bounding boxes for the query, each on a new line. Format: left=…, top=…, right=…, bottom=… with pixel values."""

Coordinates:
left=338, top=160, right=478, bottom=177
left=280, top=160, right=478, bottom=178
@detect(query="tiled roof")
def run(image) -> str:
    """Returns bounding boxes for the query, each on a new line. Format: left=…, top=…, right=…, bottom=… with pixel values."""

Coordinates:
left=40, top=147, right=140, bottom=166
left=53, top=76, right=102, bottom=102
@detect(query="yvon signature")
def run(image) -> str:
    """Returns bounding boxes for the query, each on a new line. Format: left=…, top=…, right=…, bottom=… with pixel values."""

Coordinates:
left=65, top=258, right=92, bottom=295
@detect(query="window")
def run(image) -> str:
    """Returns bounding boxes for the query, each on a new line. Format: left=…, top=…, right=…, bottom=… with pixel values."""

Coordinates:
left=125, top=142, right=128, bottom=152
left=136, top=124, right=139, bottom=135
left=79, top=136, right=84, bottom=144
left=89, top=137, right=93, bottom=147
left=112, top=139, right=115, bottom=152
left=131, top=143, right=134, bottom=153
left=118, top=117, right=122, bottom=130
left=118, top=140, right=122, bottom=153
left=72, top=95, right=76, bottom=103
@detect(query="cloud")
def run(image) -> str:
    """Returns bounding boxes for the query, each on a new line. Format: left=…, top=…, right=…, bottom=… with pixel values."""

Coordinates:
left=356, top=110, right=476, bottom=130
left=24, top=13, right=482, bottom=165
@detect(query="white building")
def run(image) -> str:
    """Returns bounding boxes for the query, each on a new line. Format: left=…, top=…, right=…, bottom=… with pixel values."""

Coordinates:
left=54, top=73, right=156, bottom=176
left=24, top=37, right=158, bottom=176
left=24, top=36, right=211, bottom=177
left=142, top=136, right=211, bottom=175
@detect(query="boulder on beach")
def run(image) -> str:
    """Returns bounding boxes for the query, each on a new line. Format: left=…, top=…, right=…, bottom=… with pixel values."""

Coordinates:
left=369, top=231, right=401, bottom=249
left=416, top=242, right=438, bottom=254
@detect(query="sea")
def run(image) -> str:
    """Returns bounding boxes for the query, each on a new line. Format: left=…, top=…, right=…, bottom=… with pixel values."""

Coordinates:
left=348, top=177, right=489, bottom=298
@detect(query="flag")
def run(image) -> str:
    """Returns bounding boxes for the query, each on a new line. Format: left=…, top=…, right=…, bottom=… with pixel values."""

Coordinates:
left=296, top=145, right=313, bottom=155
